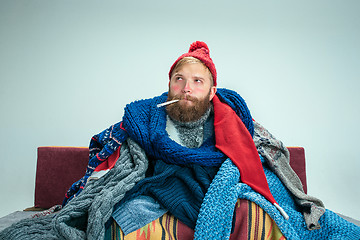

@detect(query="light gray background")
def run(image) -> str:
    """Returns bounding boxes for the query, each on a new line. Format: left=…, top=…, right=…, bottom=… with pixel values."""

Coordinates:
left=1, top=0, right=359, bottom=221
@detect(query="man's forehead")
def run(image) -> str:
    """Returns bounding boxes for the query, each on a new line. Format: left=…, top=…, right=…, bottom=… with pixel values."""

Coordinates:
left=173, top=63, right=211, bottom=77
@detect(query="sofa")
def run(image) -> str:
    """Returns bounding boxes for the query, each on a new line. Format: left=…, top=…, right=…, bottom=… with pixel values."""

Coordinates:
left=0, top=146, right=358, bottom=232
left=33, top=146, right=308, bottom=209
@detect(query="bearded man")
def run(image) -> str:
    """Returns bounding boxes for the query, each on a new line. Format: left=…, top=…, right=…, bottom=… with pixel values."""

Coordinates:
left=1, top=41, right=359, bottom=240
left=166, top=56, right=216, bottom=123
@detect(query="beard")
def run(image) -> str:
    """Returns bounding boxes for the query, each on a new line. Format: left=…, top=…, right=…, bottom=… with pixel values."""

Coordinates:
left=166, top=90, right=212, bottom=122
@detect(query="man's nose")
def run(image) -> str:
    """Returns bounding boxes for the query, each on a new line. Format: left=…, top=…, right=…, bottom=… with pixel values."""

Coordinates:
left=182, top=80, right=192, bottom=93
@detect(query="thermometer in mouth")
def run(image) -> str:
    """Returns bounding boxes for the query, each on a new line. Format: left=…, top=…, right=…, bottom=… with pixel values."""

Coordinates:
left=156, top=99, right=179, bottom=108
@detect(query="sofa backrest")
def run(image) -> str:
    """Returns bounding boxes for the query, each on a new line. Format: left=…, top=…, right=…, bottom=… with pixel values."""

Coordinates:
left=34, top=146, right=307, bottom=209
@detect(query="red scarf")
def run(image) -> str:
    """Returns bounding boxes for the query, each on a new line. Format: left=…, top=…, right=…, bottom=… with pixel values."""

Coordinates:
left=213, top=95, right=277, bottom=205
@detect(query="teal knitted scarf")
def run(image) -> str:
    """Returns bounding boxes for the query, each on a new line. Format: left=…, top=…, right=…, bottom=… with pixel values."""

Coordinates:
left=194, top=157, right=360, bottom=239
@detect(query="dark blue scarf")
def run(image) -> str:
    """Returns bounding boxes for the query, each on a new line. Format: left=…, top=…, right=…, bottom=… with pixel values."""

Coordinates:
left=122, top=88, right=254, bottom=167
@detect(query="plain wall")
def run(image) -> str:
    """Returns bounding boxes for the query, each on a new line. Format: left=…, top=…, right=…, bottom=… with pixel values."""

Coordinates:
left=1, top=0, right=359, bottom=220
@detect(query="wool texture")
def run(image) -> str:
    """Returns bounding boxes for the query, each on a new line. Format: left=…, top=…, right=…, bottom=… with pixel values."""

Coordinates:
left=58, top=88, right=324, bottom=230
left=112, top=195, right=167, bottom=235
left=121, top=91, right=225, bottom=167
left=253, top=120, right=326, bottom=230
left=114, top=159, right=219, bottom=229
left=120, top=88, right=277, bottom=208
left=169, top=106, right=212, bottom=148
left=194, top=156, right=360, bottom=240
left=63, top=123, right=128, bottom=206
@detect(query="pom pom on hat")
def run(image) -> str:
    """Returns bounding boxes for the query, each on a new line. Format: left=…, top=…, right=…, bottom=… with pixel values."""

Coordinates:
left=169, top=41, right=217, bottom=86
left=189, top=41, right=209, bottom=54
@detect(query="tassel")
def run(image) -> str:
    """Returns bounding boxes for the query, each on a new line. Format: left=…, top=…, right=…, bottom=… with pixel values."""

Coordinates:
left=274, top=203, right=289, bottom=220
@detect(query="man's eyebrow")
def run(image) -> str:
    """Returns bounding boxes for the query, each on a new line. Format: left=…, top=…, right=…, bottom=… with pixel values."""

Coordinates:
left=193, top=75, right=205, bottom=80
left=173, top=72, right=184, bottom=77
left=173, top=73, right=205, bottom=80
left=173, top=73, right=183, bottom=77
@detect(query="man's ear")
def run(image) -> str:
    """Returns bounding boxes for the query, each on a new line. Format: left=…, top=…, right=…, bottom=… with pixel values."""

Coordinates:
left=209, top=86, right=217, bottom=101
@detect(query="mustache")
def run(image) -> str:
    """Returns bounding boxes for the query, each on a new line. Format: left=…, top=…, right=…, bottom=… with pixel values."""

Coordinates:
left=169, top=94, right=198, bottom=102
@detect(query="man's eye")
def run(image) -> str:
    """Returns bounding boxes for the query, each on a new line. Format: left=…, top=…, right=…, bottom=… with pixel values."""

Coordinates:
left=177, top=77, right=183, bottom=81
left=195, top=79, right=202, bottom=83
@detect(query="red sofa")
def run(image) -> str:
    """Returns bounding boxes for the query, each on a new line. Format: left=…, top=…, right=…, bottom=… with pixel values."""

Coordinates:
left=33, top=146, right=308, bottom=209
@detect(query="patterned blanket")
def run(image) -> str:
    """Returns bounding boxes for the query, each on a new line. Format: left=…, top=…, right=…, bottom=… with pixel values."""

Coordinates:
left=105, top=199, right=285, bottom=240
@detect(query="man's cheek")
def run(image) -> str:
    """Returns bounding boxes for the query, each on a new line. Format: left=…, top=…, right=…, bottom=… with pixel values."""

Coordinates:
left=170, top=85, right=181, bottom=93
left=193, top=88, right=206, bottom=97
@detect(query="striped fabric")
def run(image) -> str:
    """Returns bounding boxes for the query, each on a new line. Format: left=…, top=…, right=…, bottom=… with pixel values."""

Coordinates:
left=104, top=199, right=285, bottom=240
left=245, top=201, right=285, bottom=240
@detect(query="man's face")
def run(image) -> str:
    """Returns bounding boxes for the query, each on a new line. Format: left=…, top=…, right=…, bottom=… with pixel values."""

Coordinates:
left=166, top=63, right=216, bottom=122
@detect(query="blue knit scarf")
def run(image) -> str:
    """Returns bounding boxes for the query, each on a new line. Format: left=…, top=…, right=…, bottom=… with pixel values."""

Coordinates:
left=121, top=88, right=253, bottom=167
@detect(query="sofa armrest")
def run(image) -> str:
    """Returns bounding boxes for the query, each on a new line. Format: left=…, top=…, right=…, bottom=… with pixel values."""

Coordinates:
left=33, top=146, right=307, bottom=209
left=34, top=146, right=89, bottom=209
left=287, top=147, right=307, bottom=193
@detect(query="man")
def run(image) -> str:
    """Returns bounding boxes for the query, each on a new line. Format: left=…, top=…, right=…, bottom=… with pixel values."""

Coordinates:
left=101, top=41, right=289, bottom=239
left=1, top=41, right=359, bottom=240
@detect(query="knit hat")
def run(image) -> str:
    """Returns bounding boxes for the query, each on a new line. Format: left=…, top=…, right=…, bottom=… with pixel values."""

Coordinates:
left=169, top=41, right=217, bottom=86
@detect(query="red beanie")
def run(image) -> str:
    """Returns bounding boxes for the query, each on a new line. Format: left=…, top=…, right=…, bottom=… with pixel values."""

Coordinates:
left=169, top=41, right=217, bottom=86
